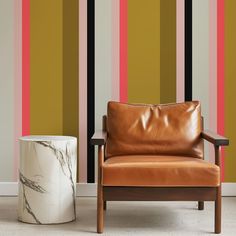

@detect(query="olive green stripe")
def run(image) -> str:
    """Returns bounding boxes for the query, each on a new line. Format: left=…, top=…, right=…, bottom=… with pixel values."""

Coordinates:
left=225, top=0, right=236, bottom=182
left=160, top=0, right=176, bottom=104
left=30, top=0, right=63, bottom=134
left=62, top=0, right=79, bottom=138
left=128, top=0, right=160, bottom=104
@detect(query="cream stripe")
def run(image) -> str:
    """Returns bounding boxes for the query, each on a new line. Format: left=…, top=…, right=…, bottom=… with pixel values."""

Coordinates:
left=95, top=0, right=112, bottom=129
left=95, top=0, right=112, bottom=182
left=209, top=0, right=217, bottom=163
left=0, top=0, right=15, bottom=180
left=13, top=0, right=22, bottom=180
left=192, top=0, right=210, bottom=161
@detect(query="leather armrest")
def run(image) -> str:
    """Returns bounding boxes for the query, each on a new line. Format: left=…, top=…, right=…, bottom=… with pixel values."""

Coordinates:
left=201, top=130, right=229, bottom=146
left=90, top=130, right=107, bottom=145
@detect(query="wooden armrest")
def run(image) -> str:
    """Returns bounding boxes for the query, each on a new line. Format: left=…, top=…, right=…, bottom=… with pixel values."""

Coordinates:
left=201, top=130, right=229, bottom=146
left=90, top=130, right=107, bottom=145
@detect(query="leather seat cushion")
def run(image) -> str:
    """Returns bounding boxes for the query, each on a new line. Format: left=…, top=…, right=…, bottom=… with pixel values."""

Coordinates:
left=102, top=155, right=220, bottom=187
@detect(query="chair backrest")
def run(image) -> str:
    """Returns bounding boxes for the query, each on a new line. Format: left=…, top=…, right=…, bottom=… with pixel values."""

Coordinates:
left=105, top=101, right=203, bottom=159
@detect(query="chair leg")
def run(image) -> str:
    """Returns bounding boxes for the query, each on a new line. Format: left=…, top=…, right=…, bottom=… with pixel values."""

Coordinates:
left=198, top=201, right=204, bottom=210
left=103, top=201, right=107, bottom=210
left=97, top=186, right=104, bottom=233
left=215, top=186, right=221, bottom=234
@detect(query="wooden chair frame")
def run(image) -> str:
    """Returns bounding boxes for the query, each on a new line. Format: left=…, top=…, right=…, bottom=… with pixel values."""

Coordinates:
left=91, top=116, right=229, bottom=234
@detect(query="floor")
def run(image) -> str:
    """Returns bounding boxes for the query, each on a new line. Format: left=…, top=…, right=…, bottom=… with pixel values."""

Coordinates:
left=0, top=197, right=235, bottom=236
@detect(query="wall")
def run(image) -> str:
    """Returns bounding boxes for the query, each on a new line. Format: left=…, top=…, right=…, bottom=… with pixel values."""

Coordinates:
left=0, top=0, right=235, bottom=183
left=0, top=0, right=79, bottom=181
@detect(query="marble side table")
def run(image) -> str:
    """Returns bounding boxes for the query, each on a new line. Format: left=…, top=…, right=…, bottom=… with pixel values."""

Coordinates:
left=18, top=136, right=77, bottom=224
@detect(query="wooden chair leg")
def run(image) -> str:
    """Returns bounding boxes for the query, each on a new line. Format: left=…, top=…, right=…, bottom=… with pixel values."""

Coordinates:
left=103, top=201, right=107, bottom=210
left=198, top=201, right=204, bottom=210
left=97, top=145, right=104, bottom=233
left=97, top=186, right=104, bottom=233
left=215, top=186, right=221, bottom=234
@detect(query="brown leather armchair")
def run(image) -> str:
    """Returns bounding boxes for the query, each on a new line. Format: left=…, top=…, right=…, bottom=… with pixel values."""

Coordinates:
left=91, top=101, right=229, bottom=234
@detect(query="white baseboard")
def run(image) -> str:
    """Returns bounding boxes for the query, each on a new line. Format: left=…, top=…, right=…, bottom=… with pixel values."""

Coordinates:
left=222, top=183, right=236, bottom=196
left=0, top=182, right=236, bottom=197
left=0, top=182, right=18, bottom=196
left=0, top=182, right=97, bottom=197
left=76, top=183, right=97, bottom=196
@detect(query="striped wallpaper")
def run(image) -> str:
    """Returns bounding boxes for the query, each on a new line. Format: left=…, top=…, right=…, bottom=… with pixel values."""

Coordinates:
left=0, top=0, right=235, bottom=183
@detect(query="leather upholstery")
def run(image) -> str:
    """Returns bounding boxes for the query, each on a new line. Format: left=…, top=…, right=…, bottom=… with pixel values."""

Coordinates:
left=102, top=155, right=220, bottom=187
left=106, top=101, right=203, bottom=159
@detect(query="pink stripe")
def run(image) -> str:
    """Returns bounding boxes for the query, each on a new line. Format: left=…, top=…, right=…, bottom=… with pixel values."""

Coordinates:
left=14, top=0, right=22, bottom=180
left=79, top=0, right=87, bottom=183
left=120, top=0, right=128, bottom=102
left=217, top=0, right=225, bottom=181
left=176, top=0, right=185, bottom=102
left=209, top=0, right=217, bottom=163
left=112, top=0, right=120, bottom=101
left=22, top=0, right=30, bottom=136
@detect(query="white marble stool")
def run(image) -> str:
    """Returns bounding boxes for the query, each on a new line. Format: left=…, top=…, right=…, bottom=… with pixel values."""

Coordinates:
left=18, top=136, right=77, bottom=224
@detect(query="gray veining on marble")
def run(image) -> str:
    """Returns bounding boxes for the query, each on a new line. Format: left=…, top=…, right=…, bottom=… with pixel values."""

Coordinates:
left=19, top=171, right=47, bottom=224
left=35, top=141, right=76, bottom=217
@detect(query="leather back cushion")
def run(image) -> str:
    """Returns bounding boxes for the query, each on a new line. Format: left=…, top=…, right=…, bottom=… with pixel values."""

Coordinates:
left=106, top=101, right=203, bottom=159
